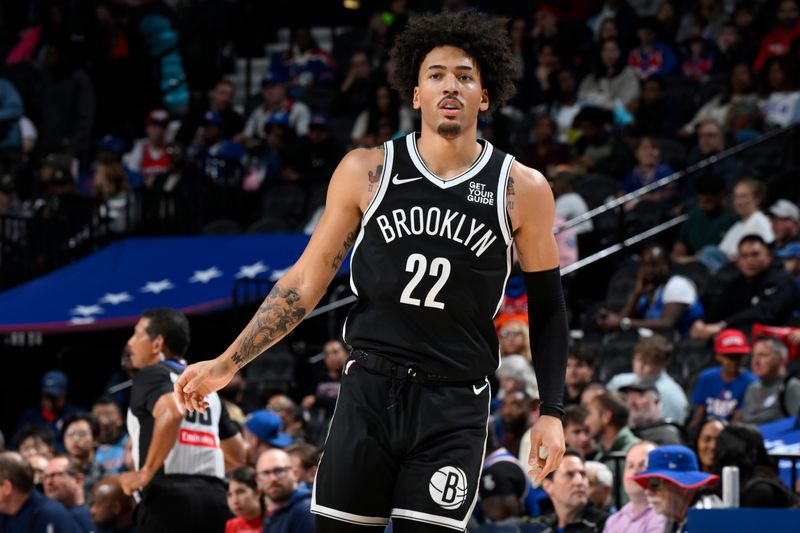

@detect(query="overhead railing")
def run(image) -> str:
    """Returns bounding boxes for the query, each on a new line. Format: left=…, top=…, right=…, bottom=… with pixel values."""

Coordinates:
left=554, top=124, right=798, bottom=234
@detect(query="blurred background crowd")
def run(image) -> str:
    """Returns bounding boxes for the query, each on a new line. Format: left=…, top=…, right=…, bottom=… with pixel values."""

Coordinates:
left=2, top=0, right=800, bottom=532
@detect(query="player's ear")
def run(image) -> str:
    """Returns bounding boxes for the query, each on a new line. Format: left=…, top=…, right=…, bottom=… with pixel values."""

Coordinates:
left=412, top=86, right=421, bottom=110
left=152, top=335, right=164, bottom=355
left=479, top=88, right=489, bottom=112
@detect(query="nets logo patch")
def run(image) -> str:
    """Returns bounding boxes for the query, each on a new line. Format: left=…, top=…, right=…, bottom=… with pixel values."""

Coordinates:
left=429, top=466, right=468, bottom=509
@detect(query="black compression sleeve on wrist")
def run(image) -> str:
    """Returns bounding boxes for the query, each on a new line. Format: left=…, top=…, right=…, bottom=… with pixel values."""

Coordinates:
left=524, top=267, right=568, bottom=420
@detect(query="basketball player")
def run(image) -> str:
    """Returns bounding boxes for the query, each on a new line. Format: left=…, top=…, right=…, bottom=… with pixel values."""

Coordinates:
left=174, top=12, right=568, bottom=532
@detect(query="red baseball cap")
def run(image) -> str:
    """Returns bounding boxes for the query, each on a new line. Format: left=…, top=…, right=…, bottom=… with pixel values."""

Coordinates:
left=714, top=329, right=751, bottom=355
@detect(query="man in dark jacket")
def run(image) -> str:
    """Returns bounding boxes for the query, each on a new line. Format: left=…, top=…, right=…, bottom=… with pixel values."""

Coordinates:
left=0, top=452, right=81, bottom=532
left=691, top=234, right=799, bottom=340
left=535, top=449, right=608, bottom=532
left=257, top=448, right=314, bottom=533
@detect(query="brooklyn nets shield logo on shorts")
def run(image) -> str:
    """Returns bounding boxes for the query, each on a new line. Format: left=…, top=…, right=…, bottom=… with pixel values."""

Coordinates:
left=428, top=466, right=468, bottom=509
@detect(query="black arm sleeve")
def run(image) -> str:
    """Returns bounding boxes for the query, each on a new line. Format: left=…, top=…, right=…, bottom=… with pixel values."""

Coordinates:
left=524, top=267, right=568, bottom=419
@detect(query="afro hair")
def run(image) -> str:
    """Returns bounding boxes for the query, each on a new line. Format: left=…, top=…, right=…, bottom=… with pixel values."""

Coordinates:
left=390, top=11, right=518, bottom=113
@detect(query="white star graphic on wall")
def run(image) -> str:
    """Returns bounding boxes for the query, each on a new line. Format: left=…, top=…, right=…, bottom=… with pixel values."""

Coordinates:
left=141, top=279, right=175, bottom=294
left=99, top=292, right=133, bottom=305
left=70, top=305, right=104, bottom=317
left=269, top=267, right=290, bottom=282
left=189, top=267, right=223, bottom=284
left=69, top=317, right=96, bottom=325
left=236, top=261, right=269, bottom=279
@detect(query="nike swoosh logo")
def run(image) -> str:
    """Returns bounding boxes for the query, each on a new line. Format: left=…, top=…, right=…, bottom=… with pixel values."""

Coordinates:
left=392, top=174, right=424, bottom=185
left=473, top=382, right=489, bottom=395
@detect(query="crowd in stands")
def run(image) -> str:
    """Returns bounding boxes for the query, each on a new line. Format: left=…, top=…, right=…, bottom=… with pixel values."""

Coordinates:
left=2, top=0, right=800, bottom=532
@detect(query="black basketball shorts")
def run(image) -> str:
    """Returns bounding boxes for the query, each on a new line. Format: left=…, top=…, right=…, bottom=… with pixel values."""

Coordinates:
left=311, top=356, right=491, bottom=531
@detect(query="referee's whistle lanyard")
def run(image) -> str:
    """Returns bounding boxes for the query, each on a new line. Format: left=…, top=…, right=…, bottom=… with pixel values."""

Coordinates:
left=163, top=358, right=187, bottom=372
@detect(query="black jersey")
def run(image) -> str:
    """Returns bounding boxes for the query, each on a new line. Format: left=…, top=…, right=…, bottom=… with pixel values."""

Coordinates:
left=127, top=360, right=239, bottom=480
left=344, top=132, right=514, bottom=380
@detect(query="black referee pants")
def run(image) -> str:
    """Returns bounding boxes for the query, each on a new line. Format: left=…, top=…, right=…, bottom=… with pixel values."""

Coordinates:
left=135, top=474, right=231, bottom=533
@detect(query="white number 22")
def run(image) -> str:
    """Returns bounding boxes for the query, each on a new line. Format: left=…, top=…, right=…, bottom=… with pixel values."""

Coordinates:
left=399, top=253, right=451, bottom=309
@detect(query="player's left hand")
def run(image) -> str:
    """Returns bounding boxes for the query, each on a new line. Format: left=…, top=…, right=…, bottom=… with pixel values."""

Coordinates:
left=119, top=469, right=153, bottom=496
left=528, top=414, right=565, bottom=485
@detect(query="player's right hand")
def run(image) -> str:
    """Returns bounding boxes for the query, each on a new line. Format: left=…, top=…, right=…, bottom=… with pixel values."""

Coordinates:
left=173, top=357, right=234, bottom=412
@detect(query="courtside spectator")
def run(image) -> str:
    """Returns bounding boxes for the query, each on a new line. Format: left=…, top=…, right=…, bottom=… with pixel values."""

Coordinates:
left=563, top=405, right=596, bottom=460
left=90, top=476, right=135, bottom=533
left=244, top=410, right=293, bottom=464
left=598, top=245, right=703, bottom=336
left=267, top=395, right=305, bottom=443
left=565, top=345, right=595, bottom=406
left=256, top=449, right=314, bottom=533
left=740, top=336, right=800, bottom=423
left=225, top=466, right=264, bottom=533
left=498, top=320, right=532, bottom=359
left=607, top=335, right=689, bottom=424
left=632, top=445, right=719, bottom=532
left=758, top=55, right=800, bottom=129
left=536, top=450, right=609, bottom=532
left=685, top=120, right=739, bottom=194
left=578, top=38, right=640, bottom=111
left=620, top=381, right=685, bottom=445
left=717, top=180, right=775, bottom=261
left=672, top=173, right=736, bottom=258
left=713, top=423, right=799, bottom=507
left=0, top=451, right=80, bottom=532
left=754, top=0, right=800, bottom=71
left=61, top=413, right=108, bottom=501
left=521, top=116, right=573, bottom=179
left=628, top=17, right=677, bottom=80
left=688, top=329, right=756, bottom=427
left=552, top=172, right=593, bottom=235
left=177, top=79, right=244, bottom=145
left=692, top=235, right=799, bottom=339
left=14, top=424, right=56, bottom=460
left=585, top=392, right=641, bottom=469
left=43, top=456, right=94, bottom=533
left=123, top=109, right=174, bottom=188
left=17, top=370, right=83, bottom=451
left=602, top=441, right=665, bottom=533
left=285, top=443, right=321, bottom=488
left=302, top=339, right=348, bottom=423
left=693, top=418, right=726, bottom=474
left=769, top=199, right=800, bottom=249
left=585, top=461, right=614, bottom=512
left=91, top=396, right=128, bottom=474
left=243, top=71, right=311, bottom=147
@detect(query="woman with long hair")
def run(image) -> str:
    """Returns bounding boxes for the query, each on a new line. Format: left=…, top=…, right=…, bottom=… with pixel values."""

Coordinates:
left=713, top=423, right=798, bottom=507
left=578, top=37, right=640, bottom=111
left=717, top=178, right=774, bottom=259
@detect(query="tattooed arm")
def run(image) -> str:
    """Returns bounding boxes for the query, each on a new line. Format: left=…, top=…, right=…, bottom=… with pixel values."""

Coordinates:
left=174, top=148, right=385, bottom=411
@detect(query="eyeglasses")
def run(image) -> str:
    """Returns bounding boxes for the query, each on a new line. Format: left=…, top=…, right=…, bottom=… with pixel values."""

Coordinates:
left=646, top=477, right=665, bottom=491
left=42, top=471, right=71, bottom=482
left=500, top=330, right=523, bottom=338
left=257, top=466, right=292, bottom=480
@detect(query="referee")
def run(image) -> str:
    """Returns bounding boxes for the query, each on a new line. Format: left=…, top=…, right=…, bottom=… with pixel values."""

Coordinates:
left=120, top=308, right=245, bottom=532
